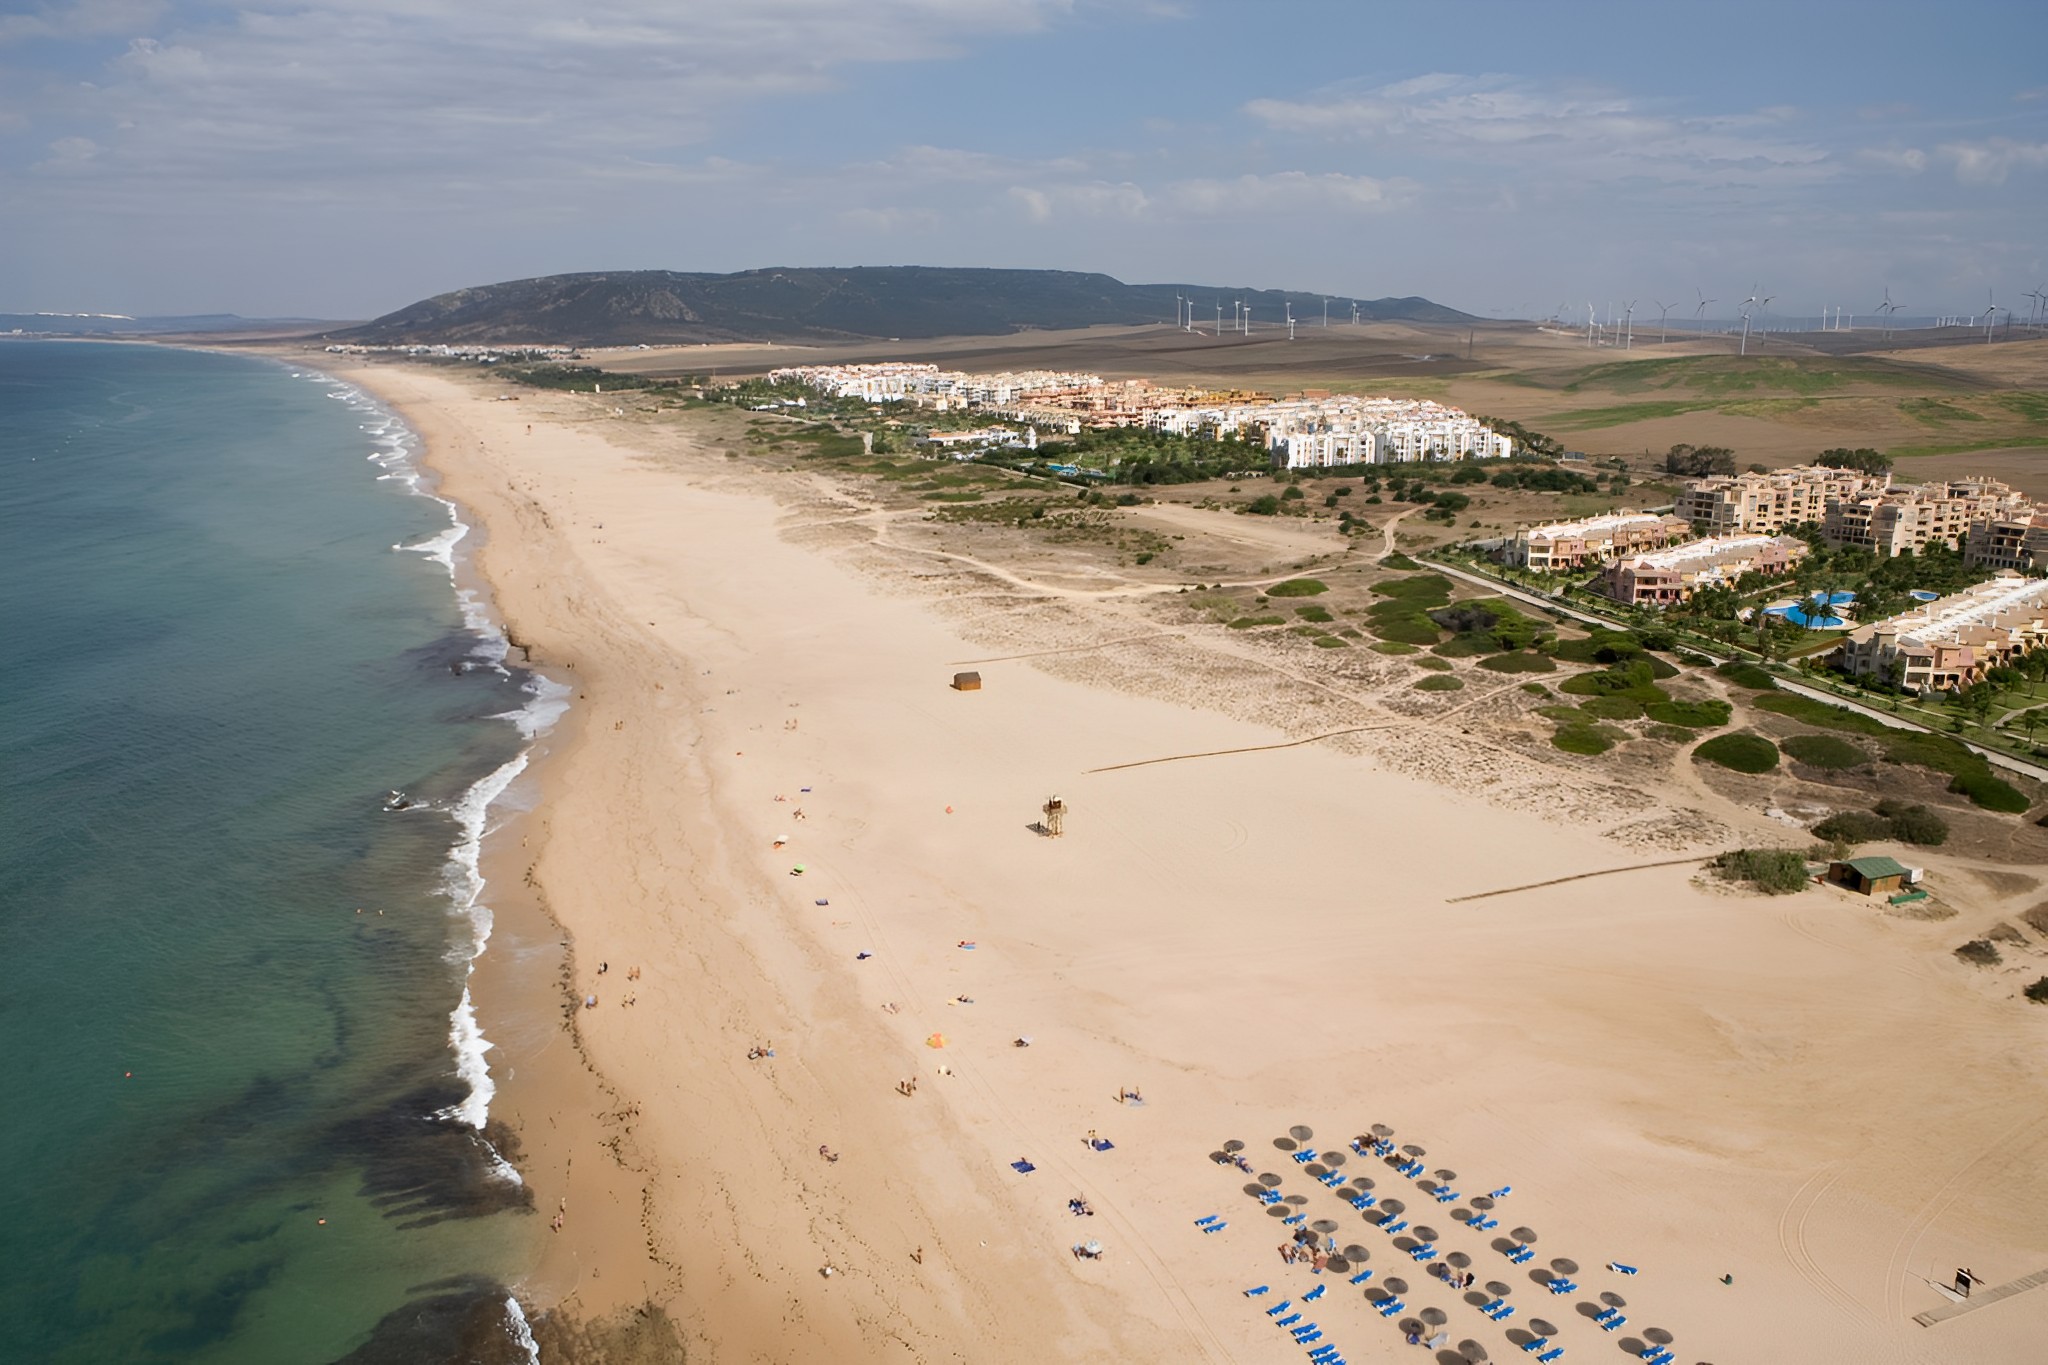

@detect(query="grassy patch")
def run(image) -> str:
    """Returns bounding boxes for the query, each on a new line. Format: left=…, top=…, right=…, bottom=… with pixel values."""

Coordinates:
left=1477, top=651, right=1556, bottom=674
left=1380, top=552, right=1421, bottom=570
left=1414, top=674, right=1465, bottom=691
left=1371, top=641, right=1419, bottom=655
left=1266, top=578, right=1330, bottom=597
left=1646, top=724, right=1697, bottom=743
left=1313, top=635, right=1350, bottom=648
left=1578, top=694, right=1645, bottom=720
left=1294, top=604, right=1334, bottom=623
left=1644, top=698, right=1733, bottom=729
left=1432, top=633, right=1497, bottom=657
left=1227, top=615, right=1286, bottom=630
left=1372, top=574, right=1453, bottom=605
left=1520, top=683, right=1550, bottom=696
left=1780, top=733, right=1869, bottom=770
left=1413, top=656, right=1455, bottom=672
left=1751, top=692, right=1892, bottom=735
left=1552, top=724, right=1618, bottom=755
left=1716, top=660, right=1778, bottom=690
left=1947, top=770, right=2030, bottom=814
left=1695, top=732, right=1779, bottom=773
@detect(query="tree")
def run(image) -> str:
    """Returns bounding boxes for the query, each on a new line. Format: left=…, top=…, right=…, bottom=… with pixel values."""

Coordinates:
left=1664, top=443, right=1737, bottom=477
left=1815, top=447, right=1893, bottom=476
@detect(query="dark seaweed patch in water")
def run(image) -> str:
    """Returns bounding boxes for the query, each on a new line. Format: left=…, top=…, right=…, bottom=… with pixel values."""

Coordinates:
left=328, top=1276, right=532, bottom=1365
left=145, top=1257, right=286, bottom=1356
left=337, top=1083, right=534, bottom=1229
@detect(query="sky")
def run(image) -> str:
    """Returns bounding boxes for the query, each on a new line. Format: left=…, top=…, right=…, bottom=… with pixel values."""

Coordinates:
left=3, top=0, right=2045, bottom=322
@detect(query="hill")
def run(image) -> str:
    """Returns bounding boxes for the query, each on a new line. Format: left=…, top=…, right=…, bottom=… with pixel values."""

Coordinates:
left=329, top=267, right=1474, bottom=346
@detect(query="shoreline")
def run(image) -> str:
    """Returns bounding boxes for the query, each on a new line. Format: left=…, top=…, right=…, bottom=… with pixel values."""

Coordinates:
left=311, top=351, right=2048, bottom=1365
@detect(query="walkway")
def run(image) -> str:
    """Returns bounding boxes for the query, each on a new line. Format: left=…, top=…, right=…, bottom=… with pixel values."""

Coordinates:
left=1912, top=1266, right=2048, bottom=1326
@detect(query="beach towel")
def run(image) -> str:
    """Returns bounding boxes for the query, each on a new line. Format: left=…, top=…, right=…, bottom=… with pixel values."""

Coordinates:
left=1010, top=1159, right=1036, bottom=1174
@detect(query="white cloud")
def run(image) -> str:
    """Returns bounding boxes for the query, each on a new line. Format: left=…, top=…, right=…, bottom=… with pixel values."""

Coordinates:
left=1163, top=170, right=1414, bottom=217
left=0, top=0, right=165, bottom=46
left=1244, top=73, right=1835, bottom=188
left=1938, top=137, right=2048, bottom=185
left=1860, top=146, right=1928, bottom=173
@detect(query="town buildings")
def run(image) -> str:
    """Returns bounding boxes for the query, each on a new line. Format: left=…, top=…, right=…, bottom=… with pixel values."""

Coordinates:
left=767, top=363, right=1512, bottom=467
left=1599, top=534, right=1810, bottom=607
left=1504, top=512, right=1693, bottom=571
left=1674, top=465, right=2038, bottom=559
left=1962, top=511, right=2048, bottom=572
left=1831, top=574, right=2048, bottom=693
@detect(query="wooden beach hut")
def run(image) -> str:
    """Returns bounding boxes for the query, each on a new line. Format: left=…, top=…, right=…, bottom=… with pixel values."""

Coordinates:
left=952, top=671, right=982, bottom=692
left=1828, top=855, right=1910, bottom=897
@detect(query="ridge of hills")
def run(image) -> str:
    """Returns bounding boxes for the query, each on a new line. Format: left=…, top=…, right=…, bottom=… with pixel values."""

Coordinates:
left=329, top=267, right=1475, bottom=347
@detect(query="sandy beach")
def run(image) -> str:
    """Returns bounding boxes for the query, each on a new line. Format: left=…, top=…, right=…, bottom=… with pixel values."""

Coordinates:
left=318, top=356, right=2048, bottom=1365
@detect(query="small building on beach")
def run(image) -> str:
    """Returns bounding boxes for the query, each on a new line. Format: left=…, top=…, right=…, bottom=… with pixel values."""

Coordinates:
left=952, top=671, right=982, bottom=691
left=1828, top=856, right=1912, bottom=897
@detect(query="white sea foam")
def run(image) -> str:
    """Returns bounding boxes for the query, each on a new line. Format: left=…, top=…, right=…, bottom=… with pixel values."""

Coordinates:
left=288, top=365, right=574, bottom=1148
left=506, top=1298, right=541, bottom=1363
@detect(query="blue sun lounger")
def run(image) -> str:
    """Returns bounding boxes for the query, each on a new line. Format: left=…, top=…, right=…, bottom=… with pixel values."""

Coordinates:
left=1274, top=1312, right=1301, bottom=1328
left=1469, top=1214, right=1498, bottom=1231
left=1433, top=1188, right=1459, bottom=1203
left=1010, top=1160, right=1036, bottom=1174
left=1519, top=1337, right=1549, bottom=1354
left=1202, top=1220, right=1227, bottom=1234
left=1195, top=1215, right=1221, bottom=1226
left=1489, top=1186, right=1512, bottom=1199
left=1488, top=1303, right=1516, bottom=1322
left=1508, top=1245, right=1535, bottom=1264
left=1607, top=1261, right=1639, bottom=1276
left=1302, top=1283, right=1328, bottom=1302
left=1090, top=1139, right=1115, bottom=1151
left=1598, top=1313, right=1625, bottom=1332
left=1376, top=1297, right=1405, bottom=1317
left=1641, top=1350, right=1671, bottom=1365
left=1348, top=1269, right=1374, bottom=1284
left=1243, top=1285, right=1270, bottom=1297
left=1319, top=1171, right=1346, bottom=1187
left=1283, top=1213, right=1306, bottom=1225
left=1291, top=1149, right=1317, bottom=1164
left=1546, top=1277, right=1577, bottom=1295
left=1265, top=1300, right=1292, bottom=1316
left=1409, top=1245, right=1438, bottom=1263
left=1535, top=1349, right=1564, bottom=1363
left=1290, top=1323, right=1320, bottom=1339
left=1294, top=1330, right=1323, bottom=1346
left=1308, top=1350, right=1339, bottom=1364
left=1480, top=1298, right=1506, bottom=1315
left=1258, top=1189, right=1282, bottom=1204
left=1379, top=1217, right=1408, bottom=1234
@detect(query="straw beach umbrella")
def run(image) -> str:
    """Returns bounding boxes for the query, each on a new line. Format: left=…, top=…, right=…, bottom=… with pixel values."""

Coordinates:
left=1526, top=1318, right=1558, bottom=1338
left=1223, top=1139, right=1245, bottom=1153
left=1456, top=1339, right=1488, bottom=1361
left=1551, top=1258, right=1580, bottom=1275
left=1511, top=1227, right=1538, bottom=1244
left=1289, top=1124, right=1314, bottom=1142
left=1599, top=1290, right=1626, bottom=1307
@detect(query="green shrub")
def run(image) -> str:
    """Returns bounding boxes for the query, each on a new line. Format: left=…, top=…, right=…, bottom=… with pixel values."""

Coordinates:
left=1695, top=733, right=1779, bottom=773
left=1675, top=651, right=1715, bottom=667
left=1371, top=641, right=1419, bottom=655
left=1432, top=633, right=1497, bottom=657
left=1644, top=699, right=1733, bottom=728
left=2025, top=977, right=2048, bottom=1004
left=1520, top=683, right=1550, bottom=696
left=1717, top=661, right=1779, bottom=690
left=1372, top=574, right=1452, bottom=604
left=1552, top=724, right=1615, bottom=755
left=1477, top=652, right=1556, bottom=674
left=1553, top=630, right=1644, bottom=664
left=1313, top=635, right=1349, bottom=648
left=1579, top=694, right=1645, bottom=720
left=1368, top=612, right=1444, bottom=646
left=1875, top=800, right=1949, bottom=845
left=1811, top=810, right=1892, bottom=844
left=1244, top=494, right=1282, bottom=515
left=1227, top=615, right=1285, bottom=629
left=1780, top=734, right=1869, bottom=770
left=1414, top=674, right=1465, bottom=691
left=1413, top=656, right=1454, bottom=672
left=1752, top=692, right=1890, bottom=735
left=1947, top=770, right=2030, bottom=814
left=1381, top=552, right=1420, bottom=570
left=1646, top=724, right=1697, bottom=743
left=1710, top=847, right=1811, bottom=894
left=1560, top=658, right=1668, bottom=701
left=1295, top=604, right=1333, bottom=623
left=1267, top=578, right=1329, bottom=597
left=1955, top=940, right=2001, bottom=966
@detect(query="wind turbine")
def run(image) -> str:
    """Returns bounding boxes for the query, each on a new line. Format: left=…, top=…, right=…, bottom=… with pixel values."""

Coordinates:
left=1876, top=287, right=1901, bottom=341
left=1652, top=300, right=1676, bottom=345
left=1738, top=290, right=1760, bottom=355
left=1755, top=294, right=1775, bottom=352
left=1694, top=288, right=1716, bottom=323
left=1984, top=288, right=2002, bottom=343
left=1586, top=301, right=1597, bottom=346
left=1623, top=299, right=1638, bottom=350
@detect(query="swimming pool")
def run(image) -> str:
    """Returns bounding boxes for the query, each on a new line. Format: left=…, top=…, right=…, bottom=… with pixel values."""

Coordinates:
left=1766, top=590, right=1855, bottom=629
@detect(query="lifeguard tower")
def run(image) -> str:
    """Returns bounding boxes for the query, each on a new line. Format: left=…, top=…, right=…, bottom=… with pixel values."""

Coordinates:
left=1041, top=794, right=1065, bottom=838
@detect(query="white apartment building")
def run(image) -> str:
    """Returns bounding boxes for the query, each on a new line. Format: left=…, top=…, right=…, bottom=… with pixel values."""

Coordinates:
left=1833, top=574, right=2048, bottom=693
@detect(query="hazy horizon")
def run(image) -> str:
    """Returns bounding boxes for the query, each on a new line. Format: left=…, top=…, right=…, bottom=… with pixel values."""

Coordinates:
left=4, top=0, right=2043, bottom=322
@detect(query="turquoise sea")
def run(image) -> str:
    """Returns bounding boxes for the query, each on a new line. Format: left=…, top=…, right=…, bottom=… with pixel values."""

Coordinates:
left=0, top=342, right=559, bottom=1363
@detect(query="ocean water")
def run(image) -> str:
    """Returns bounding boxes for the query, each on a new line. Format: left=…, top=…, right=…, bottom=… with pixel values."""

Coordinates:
left=0, top=342, right=560, bottom=1363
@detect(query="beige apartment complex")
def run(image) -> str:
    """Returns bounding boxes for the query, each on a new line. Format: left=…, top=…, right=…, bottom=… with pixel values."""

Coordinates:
left=1833, top=574, right=2048, bottom=693
left=1673, top=467, right=1876, bottom=533
left=1963, top=512, right=2048, bottom=572
left=1600, top=535, right=1810, bottom=607
left=1504, top=512, right=1693, bottom=570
